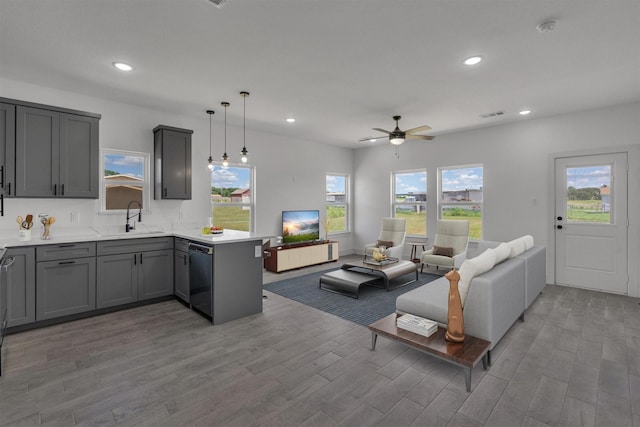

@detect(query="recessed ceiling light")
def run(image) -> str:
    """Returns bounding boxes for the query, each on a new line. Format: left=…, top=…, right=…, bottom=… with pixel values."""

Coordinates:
left=369, top=138, right=377, bottom=142
left=285, top=117, right=296, bottom=123
left=113, top=62, right=133, bottom=71
left=519, top=109, right=532, bottom=115
left=463, top=56, right=483, bottom=66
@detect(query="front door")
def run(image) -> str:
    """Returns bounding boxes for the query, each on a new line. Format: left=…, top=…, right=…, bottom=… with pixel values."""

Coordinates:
left=554, top=152, right=628, bottom=294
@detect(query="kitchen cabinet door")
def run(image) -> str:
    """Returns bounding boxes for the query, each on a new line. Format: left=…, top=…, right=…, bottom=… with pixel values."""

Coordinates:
left=15, top=105, right=99, bottom=198
left=15, top=106, right=59, bottom=197
left=0, top=102, right=15, bottom=198
left=154, top=126, right=192, bottom=200
left=5, top=247, right=36, bottom=328
left=174, top=250, right=189, bottom=303
left=36, top=257, right=96, bottom=321
left=138, top=249, right=174, bottom=301
left=96, top=253, right=138, bottom=309
left=59, top=113, right=99, bottom=198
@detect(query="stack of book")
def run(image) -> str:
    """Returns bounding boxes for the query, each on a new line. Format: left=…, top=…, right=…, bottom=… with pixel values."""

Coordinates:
left=397, top=314, right=438, bottom=337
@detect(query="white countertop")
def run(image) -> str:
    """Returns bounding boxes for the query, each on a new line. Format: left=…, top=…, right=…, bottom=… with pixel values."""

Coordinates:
left=1, top=225, right=271, bottom=248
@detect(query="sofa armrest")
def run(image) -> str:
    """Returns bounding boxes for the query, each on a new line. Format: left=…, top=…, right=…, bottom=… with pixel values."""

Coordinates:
left=463, top=257, right=526, bottom=349
left=452, top=251, right=467, bottom=269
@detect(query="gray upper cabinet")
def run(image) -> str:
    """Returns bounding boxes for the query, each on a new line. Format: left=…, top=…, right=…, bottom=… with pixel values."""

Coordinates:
left=12, top=101, right=100, bottom=198
left=0, top=102, right=16, bottom=198
left=154, top=125, right=192, bottom=200
left=5, top=247, right=36, bottom=328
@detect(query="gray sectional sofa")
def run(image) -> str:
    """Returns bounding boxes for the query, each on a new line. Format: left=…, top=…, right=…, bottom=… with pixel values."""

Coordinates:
left=396, top=237, right=546, bottom=362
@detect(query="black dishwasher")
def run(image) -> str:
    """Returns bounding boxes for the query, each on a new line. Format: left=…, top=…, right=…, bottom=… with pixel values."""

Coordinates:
left=189, top=242, right=214, bottom=320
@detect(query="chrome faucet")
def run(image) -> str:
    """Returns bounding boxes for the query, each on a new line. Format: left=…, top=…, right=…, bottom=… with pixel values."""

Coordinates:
left=125, top=201, right=142, bottom=232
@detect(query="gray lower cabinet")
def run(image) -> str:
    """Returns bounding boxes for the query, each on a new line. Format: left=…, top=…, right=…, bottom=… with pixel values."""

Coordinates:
left=174, top=238, right=189, bottom=303
left=96, top=253, right=137, bottom=309
left=138, top=249, right=173, bottom=300
left=96, top=238, right=174, bottom=309
left=5, top=247, right=36, bottom=327
left=35, top=242, right=97, bottom=321
left=36, top=257, right=96, bottom=321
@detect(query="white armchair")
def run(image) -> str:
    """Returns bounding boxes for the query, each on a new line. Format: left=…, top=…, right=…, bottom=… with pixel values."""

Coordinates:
left=364, top=218, right=406, bottom=260
left=421, top=220, right=469, bottom=273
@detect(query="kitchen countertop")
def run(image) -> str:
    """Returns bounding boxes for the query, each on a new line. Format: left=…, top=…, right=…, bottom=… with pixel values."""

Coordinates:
left=1, top=226, right=271, bottom=248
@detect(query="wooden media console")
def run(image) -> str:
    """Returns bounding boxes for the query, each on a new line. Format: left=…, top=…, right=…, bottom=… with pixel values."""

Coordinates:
left=264, top=241, right=338, bottom=272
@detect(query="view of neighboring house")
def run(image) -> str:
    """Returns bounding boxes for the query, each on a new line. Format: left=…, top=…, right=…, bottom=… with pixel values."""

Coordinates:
left=230, top=189, right=250, bottom=203
left=442, top=188, right=483, bottom=203
left=104, top=175, right=143, bottom=209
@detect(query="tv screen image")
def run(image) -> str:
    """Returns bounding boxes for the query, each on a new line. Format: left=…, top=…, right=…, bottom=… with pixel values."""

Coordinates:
left=282, top=210, right=320, bottom=245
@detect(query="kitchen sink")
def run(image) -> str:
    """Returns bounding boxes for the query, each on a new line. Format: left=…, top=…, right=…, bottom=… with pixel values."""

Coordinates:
left=91, top=225, right=166, bottom=237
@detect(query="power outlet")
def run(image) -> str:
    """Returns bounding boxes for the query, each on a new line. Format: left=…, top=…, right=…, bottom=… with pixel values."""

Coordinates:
left=255, top=245, right=262, bottom=258
left=70, top=212, right=79, bottom=223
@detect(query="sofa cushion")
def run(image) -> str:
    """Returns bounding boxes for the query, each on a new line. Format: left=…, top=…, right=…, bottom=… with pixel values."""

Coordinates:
left=458, top=248, right=497, bottom=306
left=396, top=276, right=449, bottom=324
left=432, top=245, right=454, bottom=257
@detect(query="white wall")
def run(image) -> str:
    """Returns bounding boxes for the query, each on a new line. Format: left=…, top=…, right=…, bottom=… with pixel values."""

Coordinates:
left=0, top=78, right=356, bottom=253
left=353, top=101, right=640, bottom=295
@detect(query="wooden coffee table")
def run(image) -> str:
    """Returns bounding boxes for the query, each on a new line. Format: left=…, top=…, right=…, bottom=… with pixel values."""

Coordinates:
left=368, top=314, right=491, bottom=392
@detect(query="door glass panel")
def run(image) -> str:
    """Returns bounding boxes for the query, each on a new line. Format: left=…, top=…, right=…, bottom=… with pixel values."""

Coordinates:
left=565, top=165, right=611, bottom=223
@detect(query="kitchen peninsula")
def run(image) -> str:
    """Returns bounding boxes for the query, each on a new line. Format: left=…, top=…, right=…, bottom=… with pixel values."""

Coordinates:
left=1, top=227, right=270, bottom=334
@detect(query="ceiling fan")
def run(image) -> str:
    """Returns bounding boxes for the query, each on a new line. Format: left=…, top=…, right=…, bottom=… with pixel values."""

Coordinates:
left=361, top=115, right=435, bottom=145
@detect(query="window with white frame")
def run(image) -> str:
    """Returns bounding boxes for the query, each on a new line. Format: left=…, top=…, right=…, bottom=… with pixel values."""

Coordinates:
left=439, top=165, right=483, bottom=240
left=392, top=169, right=427, bottom=237
left=326, top=173, right=349, bottom=236
left=101, top=149, right=150, bottom=212
left=210, top=163, right=254, bottom=231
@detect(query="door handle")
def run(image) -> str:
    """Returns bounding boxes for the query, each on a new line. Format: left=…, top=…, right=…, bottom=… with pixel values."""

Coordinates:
left=183, top=254, right=187, bottom=265
left=557, top=225, right=563, bottom=229
left=139, top=253, right=143, bottom=264
left=53, top=184, right=57, bottom=196
left=134, top=254, right=137, bottom=265
left=164, top=188, right=167, bottom=197
left=61, top=184, right=65, bottom=196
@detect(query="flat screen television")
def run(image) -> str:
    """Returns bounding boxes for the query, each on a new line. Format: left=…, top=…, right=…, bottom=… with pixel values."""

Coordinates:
left=282, top=210, right=320, bottom=245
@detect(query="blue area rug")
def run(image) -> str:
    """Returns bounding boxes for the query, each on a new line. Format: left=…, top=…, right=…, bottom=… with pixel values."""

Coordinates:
left=263, top=268, right=440, bottom=326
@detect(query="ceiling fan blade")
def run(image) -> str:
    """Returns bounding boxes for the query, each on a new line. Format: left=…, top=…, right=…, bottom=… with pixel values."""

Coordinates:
left=404, top=125, right=432, bottom=134
left=372, top=128, right=392, bottom=135
left=406, top=134, right=435, bottom=140
left=359, top=136, right=387, bottom=142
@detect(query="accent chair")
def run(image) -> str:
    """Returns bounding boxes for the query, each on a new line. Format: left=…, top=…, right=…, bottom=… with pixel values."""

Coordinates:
left=420, top=219, right=469, bottom=273
left=364, top=218, right=406, bottom=260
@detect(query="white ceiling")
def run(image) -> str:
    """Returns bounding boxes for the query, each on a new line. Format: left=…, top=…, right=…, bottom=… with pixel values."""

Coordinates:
left=1, top=0, right=639, bottom=148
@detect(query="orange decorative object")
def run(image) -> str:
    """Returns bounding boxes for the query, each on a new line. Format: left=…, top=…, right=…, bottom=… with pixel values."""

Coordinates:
left=445, top=268, right=465, bottom=343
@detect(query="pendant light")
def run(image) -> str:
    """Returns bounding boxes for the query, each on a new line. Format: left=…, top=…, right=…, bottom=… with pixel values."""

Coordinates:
left=221, top=101, right=230, bottom=167
left=206, top=109, right=215, bottom=170
left=240, top=91, right=249, bottom=163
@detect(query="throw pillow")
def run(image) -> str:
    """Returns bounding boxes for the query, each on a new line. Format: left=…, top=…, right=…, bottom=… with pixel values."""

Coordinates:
left=458, top=248, right=497, bottom=306
left=494, top=242, right=511, bottom=264
left=377, top=240, right=394, bottom=248
left=507, top=237, right=526, bottom=258
left=522, top=235, right=534, bottom=250
left=432, top=245, right=454, bottom=257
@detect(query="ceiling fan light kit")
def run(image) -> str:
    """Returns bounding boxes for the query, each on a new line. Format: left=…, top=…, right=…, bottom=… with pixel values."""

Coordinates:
left=370, top=115, right=434, bottom=148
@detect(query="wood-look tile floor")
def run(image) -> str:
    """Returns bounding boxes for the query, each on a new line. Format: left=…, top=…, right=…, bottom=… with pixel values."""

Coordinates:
left=1, top=259, right=639, bottom=426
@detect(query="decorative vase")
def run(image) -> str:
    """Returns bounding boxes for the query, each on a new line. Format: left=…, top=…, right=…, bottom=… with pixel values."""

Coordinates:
left=445, top=268, right=465, bottom=343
